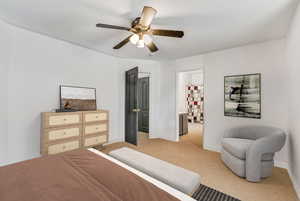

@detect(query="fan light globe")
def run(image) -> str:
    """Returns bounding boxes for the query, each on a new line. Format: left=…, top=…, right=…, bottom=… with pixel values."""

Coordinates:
left=143, top=34, right=152, bottom=45
left=137, top=40, right=145, bottom=48
left=130, top=34, right=139, bottom=44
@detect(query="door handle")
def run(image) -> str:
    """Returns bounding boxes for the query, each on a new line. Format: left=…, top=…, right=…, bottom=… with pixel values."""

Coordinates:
left=132, top=109, right=141, bottom=112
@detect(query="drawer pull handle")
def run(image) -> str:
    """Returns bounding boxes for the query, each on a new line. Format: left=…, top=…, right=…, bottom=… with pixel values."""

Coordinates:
left=96, top=116, right=99, bottom=118
left=64, top=119, right=67, bottom=121
left=62, top=145, right=66, bottom=149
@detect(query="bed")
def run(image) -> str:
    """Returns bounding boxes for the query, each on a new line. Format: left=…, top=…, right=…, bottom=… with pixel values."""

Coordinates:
left=0, top=148, right=196, bottom=201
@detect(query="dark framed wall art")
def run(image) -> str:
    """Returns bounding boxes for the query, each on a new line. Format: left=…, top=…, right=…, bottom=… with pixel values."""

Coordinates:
left=224, top=73, right=261, bottom=119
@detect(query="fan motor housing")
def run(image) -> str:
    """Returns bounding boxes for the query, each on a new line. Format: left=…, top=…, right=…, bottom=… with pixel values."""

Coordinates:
left=131, top=17, right=150, bottom=33
left=131, top=17, right=140, bottom=28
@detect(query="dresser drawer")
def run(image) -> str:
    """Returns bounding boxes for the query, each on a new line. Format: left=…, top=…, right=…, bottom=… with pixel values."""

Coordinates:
left=49, top=114, right=80, bottom=126
left=84, top=135, right=107, bottom=147
left=43, top=112, right=82, bottom=128
left=45, top=126, right=81, bottom=141
left=47, top=140, right=80, bottom=155
left=84, top=123, right=107, bottom=135
left=84, top=111, right=108, bottom=123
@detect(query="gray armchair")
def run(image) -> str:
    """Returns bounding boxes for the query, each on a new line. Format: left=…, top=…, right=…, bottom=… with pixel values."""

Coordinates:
left=221, top=126, right=286, bottom=182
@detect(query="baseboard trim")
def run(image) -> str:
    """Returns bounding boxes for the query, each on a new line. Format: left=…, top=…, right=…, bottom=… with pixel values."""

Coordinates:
left=104, top=138, right=123, bottom=145
left=274, top=161, right=288, bottom=169
left=203, top=144, right=221, bottom=153
left=288, top=168, right=300, bottom=200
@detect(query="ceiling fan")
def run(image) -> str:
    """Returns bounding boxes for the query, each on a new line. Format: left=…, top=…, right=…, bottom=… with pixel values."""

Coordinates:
left=96, top=6, right=184, bottom=53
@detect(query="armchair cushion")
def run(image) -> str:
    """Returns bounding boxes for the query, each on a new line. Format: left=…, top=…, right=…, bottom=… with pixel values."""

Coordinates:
left=222, top=138, right=274, bottom=161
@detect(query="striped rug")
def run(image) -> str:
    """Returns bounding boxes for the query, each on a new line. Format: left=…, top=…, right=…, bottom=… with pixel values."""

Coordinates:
left=192, top=184, right=241, bottom=201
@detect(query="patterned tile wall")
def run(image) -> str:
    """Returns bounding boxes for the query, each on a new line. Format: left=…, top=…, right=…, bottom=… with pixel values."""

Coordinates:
left=187, top=85, right=204, bottom=123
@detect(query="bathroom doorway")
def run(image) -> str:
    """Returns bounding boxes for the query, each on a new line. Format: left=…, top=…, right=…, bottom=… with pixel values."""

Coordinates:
left=176, top=69, right=204, bottom=148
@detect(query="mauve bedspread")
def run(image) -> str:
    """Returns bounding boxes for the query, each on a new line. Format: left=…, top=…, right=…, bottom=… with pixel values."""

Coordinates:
left=0, top=149, right=179, bottom=201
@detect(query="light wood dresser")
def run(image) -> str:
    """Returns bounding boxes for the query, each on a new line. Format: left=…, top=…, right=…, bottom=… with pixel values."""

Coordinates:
left=41, top=110, right=109, bottom=155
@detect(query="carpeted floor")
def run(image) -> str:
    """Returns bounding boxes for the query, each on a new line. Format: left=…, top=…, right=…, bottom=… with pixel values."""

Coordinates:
left=103, top=137, right=299, bottom=201
left=138, top=132, right=150, bottom=145
left=180, top=123, right=203, bottom=148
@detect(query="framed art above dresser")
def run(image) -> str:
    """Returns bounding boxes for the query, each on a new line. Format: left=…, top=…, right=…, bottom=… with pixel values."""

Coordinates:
left=41, top=110, right=109, bottom=155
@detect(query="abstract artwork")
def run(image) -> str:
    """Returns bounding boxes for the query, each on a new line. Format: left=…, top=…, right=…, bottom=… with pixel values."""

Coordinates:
left=224, top=74, right=261, bottom=119
left=60, top=86, right=97, bottom=111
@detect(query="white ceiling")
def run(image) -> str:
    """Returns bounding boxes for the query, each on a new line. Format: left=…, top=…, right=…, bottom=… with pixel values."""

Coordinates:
left=0, top=0, right=298, bottom=60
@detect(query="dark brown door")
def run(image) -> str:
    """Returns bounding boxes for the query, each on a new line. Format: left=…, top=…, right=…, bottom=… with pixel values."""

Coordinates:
left=138, top=77, right=149, bottom=133
left=125, top=67, right=138, bottom=145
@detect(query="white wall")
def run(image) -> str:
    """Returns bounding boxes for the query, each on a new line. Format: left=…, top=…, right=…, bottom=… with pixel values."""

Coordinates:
left=5, top=23, right=121, bottom=164
left=0, top=20, right=12, bottom=165
left=189, top=71, right=204, bottom=86
left=160, top=39, right=289, bottom=167
left=286, top=2, right=300, bottom=197
left=0, top=20, right=161, bottom=165
left=203, top=40, right=288, bottom=167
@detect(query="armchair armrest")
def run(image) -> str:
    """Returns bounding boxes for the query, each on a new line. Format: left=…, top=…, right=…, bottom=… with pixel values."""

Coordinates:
left=245, top=133, right=286, bottom=182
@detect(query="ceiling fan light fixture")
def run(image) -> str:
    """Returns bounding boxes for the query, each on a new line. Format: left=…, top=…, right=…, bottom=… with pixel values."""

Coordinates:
left=130, top=34, right=139, bottom=44
left=96, top=6, right=184, bottom=53
left=143, top=34, right=152, bottom=45
left=136, top=39, right=145, bottom=48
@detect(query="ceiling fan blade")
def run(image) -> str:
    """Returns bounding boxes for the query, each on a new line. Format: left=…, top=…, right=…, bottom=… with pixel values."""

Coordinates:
left=150, top=29, right=184, bottom=38
left=139, top=6, right=157, bottom=27
left=113, top=35, right=132, bottom=49
left=96, top=23, right=131, bottom=31
left=146, top=42, right=159, bottom=53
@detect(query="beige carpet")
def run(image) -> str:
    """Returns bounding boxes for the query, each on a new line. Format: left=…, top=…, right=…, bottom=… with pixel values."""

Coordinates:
left=138, top=132, right=150, bottom=145
left=103, top=137, right=299, bottom=201
left=180, top=123, right=203, bottom=148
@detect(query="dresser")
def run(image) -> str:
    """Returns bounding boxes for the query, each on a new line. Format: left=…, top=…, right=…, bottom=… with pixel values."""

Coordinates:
left=41, top=110, right=109, bottom=155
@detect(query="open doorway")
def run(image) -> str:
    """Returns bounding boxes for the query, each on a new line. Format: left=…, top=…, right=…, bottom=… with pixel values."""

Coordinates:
left=125, top=67, right=150, bottom=146
left=176, top=70, right=204, bottom=148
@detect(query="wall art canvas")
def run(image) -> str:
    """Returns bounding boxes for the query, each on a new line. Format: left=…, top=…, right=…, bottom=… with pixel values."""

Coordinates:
left=224, top=73, right=261, bottom=119
left=60, top=86, right=97, bottom=111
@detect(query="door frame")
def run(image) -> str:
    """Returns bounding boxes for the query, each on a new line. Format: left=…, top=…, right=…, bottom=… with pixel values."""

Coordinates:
left=175, top=68, right=205, bottom=144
